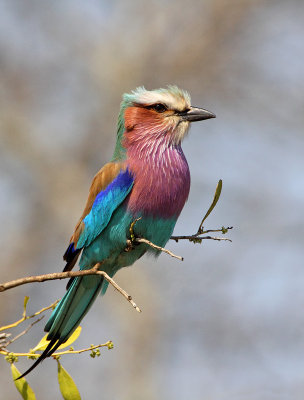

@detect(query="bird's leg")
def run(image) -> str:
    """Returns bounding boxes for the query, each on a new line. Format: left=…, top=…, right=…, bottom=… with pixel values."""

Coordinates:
left=124, top=217, right=142, bottom=252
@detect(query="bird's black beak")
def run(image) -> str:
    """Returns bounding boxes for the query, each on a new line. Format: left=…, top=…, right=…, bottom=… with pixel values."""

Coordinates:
left=179, top=107, right=216, bottom=122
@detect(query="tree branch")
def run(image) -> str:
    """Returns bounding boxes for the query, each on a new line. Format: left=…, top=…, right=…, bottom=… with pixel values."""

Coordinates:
left=0, top=341, right=113, bottom=359
left=0, top=264, right=141, bottom=313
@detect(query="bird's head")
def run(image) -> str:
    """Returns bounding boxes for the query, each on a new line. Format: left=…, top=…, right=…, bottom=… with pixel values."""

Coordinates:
left=113, top=86, right=215, bottom=160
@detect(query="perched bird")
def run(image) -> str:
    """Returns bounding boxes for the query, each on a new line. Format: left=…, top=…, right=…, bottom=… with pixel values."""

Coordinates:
left=20, top=86, right=215, bottom=378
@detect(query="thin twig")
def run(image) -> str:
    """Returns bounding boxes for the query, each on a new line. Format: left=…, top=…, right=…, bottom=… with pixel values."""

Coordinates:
left=199, top=227, right=233, bottom=235
left=198, top=235, right=232, bottom=242
left=126, top=238, right=183, bottom=261
left=5, top=317, right=44, bottom=347
left=171, top=235, right=232, bottom=242
left=52, top=342, right=112, bottom=357
left=0, top=300, right=59, bottom=332
left=171, top=227, right=233, bottom=242
left=0, top=341, right=112, bottom=358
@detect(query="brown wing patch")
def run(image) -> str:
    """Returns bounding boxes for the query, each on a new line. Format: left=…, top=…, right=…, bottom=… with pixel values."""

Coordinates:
left=68, top=161, right=125, bottom=246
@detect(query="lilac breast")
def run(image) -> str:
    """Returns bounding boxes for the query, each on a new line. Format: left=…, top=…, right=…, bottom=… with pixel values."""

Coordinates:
left=126, top=143, right=190, bottom=219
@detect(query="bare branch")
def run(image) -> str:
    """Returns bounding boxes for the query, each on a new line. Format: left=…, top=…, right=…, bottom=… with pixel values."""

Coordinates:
left=126, top=238, right=184, bottom=261
left=136, top=238, right=184, bottom=260
left=171, top=227, right=233, bottom=243
left=0, top=264, right=141, bottom=313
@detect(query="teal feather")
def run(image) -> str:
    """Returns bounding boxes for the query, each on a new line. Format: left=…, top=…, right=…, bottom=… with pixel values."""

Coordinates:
left=45, top=275, right=103, bottom=341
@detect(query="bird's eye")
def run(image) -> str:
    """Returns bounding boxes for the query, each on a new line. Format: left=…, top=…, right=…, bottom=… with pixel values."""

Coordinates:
left=147, top=103, right=168, bottom=113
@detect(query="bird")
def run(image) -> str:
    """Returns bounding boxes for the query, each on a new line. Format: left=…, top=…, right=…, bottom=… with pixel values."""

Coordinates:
left=19, top=85, right=215, bottom=378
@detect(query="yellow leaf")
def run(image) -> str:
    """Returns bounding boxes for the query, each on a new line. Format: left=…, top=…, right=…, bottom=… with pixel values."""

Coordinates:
left=11, top=364, right=37, bottom=400
left=32, top=326, right=82, bottom=352
left=23, top=296, right=30, bottom=311
left=57, top=360, right=81, bottom=400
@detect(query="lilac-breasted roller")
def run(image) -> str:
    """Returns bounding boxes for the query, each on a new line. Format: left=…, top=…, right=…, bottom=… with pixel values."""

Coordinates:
left=20, top=86, right=215, bottom=377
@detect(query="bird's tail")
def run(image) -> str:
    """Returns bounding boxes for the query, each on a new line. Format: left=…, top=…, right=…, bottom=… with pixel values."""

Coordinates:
left=17, top=274, right=103, bottom=379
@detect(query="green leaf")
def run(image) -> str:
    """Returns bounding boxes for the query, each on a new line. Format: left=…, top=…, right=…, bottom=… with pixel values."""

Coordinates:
left=199, top=179, right=222, bottom=230
left=11, top=364, right=36, bottom=400
left=57, top=360, right=81, bottom=400
left=32, top=326, right=82, bottom=352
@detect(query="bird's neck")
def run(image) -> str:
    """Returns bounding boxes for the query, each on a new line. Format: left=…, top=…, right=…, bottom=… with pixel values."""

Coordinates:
left=125, top=132, right=191, bottom=219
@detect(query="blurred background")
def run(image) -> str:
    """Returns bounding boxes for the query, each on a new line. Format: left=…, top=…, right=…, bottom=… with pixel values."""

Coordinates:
left=0, top=0, right=303, bottom=399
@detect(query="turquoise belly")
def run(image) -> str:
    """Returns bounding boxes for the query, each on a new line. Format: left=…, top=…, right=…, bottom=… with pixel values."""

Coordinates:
left=79, top=205, right=177, bottom=271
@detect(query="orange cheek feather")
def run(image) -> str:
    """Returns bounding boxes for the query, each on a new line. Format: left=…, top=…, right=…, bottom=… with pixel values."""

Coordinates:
left=124, top=107, right=163, bottom=131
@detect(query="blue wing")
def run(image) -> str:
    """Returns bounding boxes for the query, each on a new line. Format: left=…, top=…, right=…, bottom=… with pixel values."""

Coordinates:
left=63, top=163, right=133, bottom=271
left=76, top=167, right=133, bottom=248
